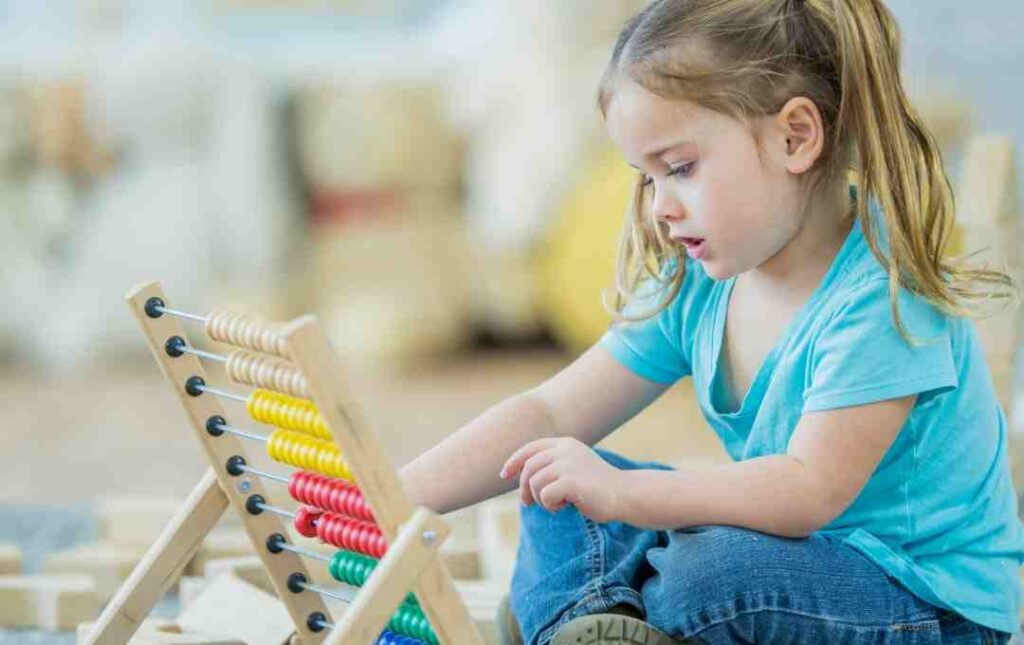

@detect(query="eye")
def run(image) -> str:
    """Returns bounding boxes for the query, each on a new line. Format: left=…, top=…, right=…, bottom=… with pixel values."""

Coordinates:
left=667, top=161, right=696, bottom=178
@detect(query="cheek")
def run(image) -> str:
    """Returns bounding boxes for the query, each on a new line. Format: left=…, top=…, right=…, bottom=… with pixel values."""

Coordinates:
left=700, top=167, right=768, bottom=234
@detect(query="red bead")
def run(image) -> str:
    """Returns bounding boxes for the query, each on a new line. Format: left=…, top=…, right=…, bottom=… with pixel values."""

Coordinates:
left=294, top=506, right=323, bottom=538
left=286, top=470, right=376, bottom=523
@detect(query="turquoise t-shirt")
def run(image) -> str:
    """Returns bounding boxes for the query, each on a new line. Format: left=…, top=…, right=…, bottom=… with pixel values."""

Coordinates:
left=600, top=214, right=1024, bottom=633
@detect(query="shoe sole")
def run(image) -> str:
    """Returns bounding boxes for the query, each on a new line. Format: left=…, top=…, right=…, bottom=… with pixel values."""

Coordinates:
left=550, top=613, right=689, bottom=645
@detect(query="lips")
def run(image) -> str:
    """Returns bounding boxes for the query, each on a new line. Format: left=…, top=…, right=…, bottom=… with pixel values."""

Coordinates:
left=671, top=235, right=707, bottom=260
left=671, top=235, right=704, bottom=247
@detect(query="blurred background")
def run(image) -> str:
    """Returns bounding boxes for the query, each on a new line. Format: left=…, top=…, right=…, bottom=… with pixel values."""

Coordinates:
left=0, top=0, right=1022, bottom=642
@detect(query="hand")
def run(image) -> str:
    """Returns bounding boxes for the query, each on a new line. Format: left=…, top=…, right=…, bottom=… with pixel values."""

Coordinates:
left=500, top=437, right=624, bottom=522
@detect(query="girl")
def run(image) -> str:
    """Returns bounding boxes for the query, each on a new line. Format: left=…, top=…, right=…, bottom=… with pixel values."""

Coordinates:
left=399, top=0, right=1024, bottom=643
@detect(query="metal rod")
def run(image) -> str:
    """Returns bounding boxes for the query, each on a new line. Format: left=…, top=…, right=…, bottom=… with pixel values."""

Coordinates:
left=197, top=384, right=249, bottom=403
left=153, top=304, right=208, bottom=324
left=214, top=422, right=268, bottom=443
left=314, top=617, right=336, bottom=630
left=237, top=463, right=289, bottom=484
left=297, top=580, right=356, bottom=604
left=178, top=344, right=228, bottom=363
left=277, top=541, right=331, bottom=563
left=255, top=501, right=296, bottom=520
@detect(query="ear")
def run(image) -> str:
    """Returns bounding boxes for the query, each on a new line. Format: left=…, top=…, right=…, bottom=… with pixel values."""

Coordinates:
left=773, top=96, right=825, bottom=175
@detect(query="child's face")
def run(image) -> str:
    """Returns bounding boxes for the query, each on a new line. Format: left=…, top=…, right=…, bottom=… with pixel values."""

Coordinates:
left=606, top=79, right=804, bottom=281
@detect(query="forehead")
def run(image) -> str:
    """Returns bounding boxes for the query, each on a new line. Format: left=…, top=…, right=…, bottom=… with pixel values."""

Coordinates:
left=605, top=79, right=734, bottom=158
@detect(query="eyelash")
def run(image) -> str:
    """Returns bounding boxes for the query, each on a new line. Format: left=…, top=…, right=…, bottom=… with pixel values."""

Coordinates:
left=641, top=161, right=696, bottom=187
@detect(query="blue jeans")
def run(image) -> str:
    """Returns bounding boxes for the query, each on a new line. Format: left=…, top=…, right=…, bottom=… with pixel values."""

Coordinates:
left=510, top=450, right=1012, bottom=645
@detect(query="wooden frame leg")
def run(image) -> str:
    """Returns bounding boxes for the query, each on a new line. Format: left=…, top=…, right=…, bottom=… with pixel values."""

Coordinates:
left=325, top=507, right=449, bottom=645
left=83, top=469, right=228, bottom=645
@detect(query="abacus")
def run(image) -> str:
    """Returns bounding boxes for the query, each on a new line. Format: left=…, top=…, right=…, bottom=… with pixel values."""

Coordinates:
left=83, top=282, right=485, bottom=645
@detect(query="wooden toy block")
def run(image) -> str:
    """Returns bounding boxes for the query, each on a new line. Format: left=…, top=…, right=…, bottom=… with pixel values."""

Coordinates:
left=0, top=574, right=100, bottom=631
left=0, top=541, right=23, bottom=575
left=78, top=618, right=245, bottom=644
left=185, top=529, right=255, bottom=576
left=455, top=580, right=513, bottom=645
left=98, top=497, right=192, bottom=546
left=177, top=576, right=209, bottom=611
left=441, top=537, right=482, bottom=581
left=176, top=574, right=296, bottom=645
left=441, top=507, right=483, bottom=580
left=201, top=556, right=273, bottom=596
left=43, top=542, right=147, bottom=600
left=478, top=496, right=521, bottom=585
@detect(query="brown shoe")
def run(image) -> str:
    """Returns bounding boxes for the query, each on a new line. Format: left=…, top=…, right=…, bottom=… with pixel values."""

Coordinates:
left=549, top=612, right=689, bottom=645
left=497, top=594, right=524, bottom=645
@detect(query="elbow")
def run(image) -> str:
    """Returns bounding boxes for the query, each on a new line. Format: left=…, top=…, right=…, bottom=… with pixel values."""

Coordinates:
left=782, top=458, right=851, bottom=538
left=787, top=493, right=848, bottom=538
left=774, top=510, right=833, bottom=538
left=773, top=519, right=821, bottom=539
left=771, top=490, right=846, bottom=539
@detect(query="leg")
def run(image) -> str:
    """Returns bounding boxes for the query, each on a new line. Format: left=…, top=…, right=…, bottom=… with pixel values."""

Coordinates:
left=510, top=450, right=673, bottom=645
left=640, top=525, right=1008, bottom=644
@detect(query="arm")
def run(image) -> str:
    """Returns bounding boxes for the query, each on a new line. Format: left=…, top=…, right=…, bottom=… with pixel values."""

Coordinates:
left=613, top=395, right=916, bottom=536
left=398, top=343, right=671, bottom=514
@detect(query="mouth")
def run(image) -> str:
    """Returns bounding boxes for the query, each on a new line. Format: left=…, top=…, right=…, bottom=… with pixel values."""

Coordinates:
left=671, top=235, right=707, bottom=259
left=671, top=235, right=704, bottom=248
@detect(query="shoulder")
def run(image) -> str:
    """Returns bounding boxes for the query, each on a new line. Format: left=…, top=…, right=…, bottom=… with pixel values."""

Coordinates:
left=821, top=218, right=951, bottom=341
left=810, top=276, right=956, bottom=373
left=803, top=276, right=959, bottom=412
left=823, top=275, right=951, bottom=344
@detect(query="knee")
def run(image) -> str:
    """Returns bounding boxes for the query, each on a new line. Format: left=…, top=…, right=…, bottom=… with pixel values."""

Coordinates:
left=645, top=526, right=776, bottom=603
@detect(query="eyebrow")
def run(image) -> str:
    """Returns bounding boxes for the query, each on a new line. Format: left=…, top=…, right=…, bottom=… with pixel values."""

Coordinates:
left=627, top=140, right=696, bottom=169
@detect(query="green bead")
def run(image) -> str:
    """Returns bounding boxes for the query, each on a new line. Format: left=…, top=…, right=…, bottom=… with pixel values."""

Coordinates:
left=326, top=549, right=435, bottom=642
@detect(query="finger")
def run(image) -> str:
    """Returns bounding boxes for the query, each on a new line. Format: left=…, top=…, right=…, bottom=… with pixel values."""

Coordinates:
left=519, top=452, right=555, bottom=506
left=539, top=478, right=576, bottom=513
left=527, top=463, right=561, bottom=509
left=501, top=438, right=557, bottom=480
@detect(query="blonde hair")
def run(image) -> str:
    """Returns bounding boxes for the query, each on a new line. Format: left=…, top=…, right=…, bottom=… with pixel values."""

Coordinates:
left=598, top=0, right=1016, bottom=335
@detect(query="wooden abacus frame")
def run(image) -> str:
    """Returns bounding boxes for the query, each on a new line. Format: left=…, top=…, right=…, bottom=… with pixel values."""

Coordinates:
left=83, top=281, right=484, bottom=645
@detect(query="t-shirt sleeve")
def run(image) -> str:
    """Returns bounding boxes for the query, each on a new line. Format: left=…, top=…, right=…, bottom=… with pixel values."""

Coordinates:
left=802, top=278, right=958, bottom=413
left=599, top=269, right=691, bottom=385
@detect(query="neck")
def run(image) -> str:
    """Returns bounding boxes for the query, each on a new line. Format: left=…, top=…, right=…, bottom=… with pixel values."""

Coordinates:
left=743, top=182, right=853, bottom=298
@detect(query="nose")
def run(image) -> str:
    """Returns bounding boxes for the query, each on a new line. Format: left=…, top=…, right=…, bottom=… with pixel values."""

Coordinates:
left=650, top=184, right=686, bottom=224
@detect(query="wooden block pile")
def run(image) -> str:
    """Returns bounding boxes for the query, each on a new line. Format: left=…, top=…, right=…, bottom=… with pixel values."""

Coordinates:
left=1, top=573, right=100, bottom=632
left=0, top=495, right=254, bottom=635
left=0, top=541, right=104, bottom=632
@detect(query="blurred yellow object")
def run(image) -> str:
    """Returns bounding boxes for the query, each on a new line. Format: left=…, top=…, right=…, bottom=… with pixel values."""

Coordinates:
left=945, top=224, right=965, bottom=258
left=537, top=147, right=635, bottom=352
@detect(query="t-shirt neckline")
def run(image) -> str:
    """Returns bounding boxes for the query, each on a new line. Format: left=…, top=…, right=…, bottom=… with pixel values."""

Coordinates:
left=707, top=212, right=864, bottom=419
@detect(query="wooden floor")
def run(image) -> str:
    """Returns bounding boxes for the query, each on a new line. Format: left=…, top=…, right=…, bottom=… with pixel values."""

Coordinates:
left=2, top=348, right=728, bottom=507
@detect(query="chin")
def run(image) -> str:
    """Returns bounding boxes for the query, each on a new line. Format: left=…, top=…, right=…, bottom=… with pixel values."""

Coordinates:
left=700, top=261, right=738, bottom=282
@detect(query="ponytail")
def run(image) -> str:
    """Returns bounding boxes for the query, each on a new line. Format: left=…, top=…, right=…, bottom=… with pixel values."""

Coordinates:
left=831, top=0, right=1016, bottom=335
